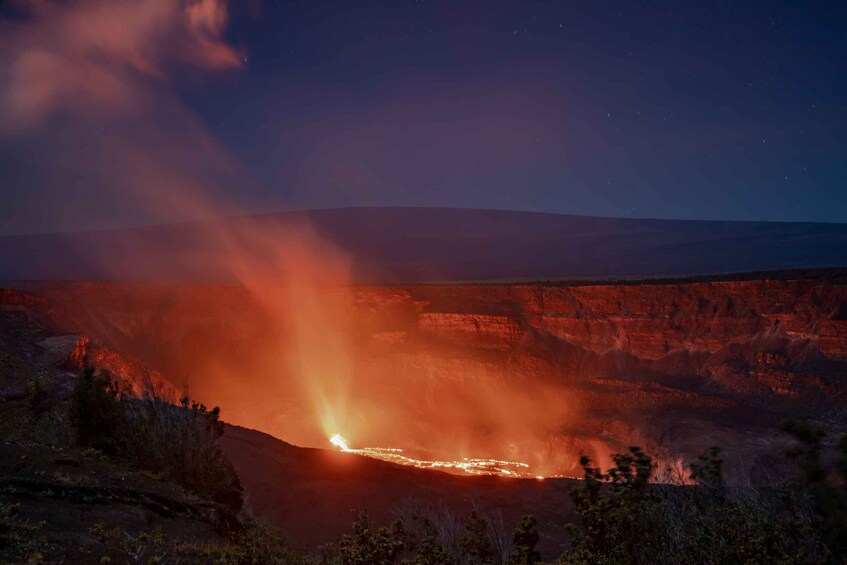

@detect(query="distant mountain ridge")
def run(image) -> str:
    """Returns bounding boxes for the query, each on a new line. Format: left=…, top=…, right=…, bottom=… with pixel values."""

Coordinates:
left=1, top=207, right=846, bottom=283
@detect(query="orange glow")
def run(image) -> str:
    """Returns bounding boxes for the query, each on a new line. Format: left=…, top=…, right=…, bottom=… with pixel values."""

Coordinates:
left=327, top=434, right=541, bottom=478
left=329, top=433, right=351, bottom=452
left=0, top=0, right=595, bottom=481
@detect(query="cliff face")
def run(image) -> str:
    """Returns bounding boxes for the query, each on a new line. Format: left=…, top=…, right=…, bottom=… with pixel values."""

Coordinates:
left=354, top=281, right=847, bottom=405
left=5, top=276, right=847, bottom=480
left=377, top=280, right=847, bottom=360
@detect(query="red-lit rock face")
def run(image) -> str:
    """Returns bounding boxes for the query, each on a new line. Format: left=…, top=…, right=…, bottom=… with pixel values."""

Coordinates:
left=63, top=335, right=176, bottom=398
left=7, top=277, right=847, bottom=481
left=379, top=280, right=847, bottom=360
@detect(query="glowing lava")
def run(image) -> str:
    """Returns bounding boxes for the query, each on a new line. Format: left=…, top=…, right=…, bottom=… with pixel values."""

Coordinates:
left=329, top=433, right=351, bottom=451
left=328, top=434, right=537, bottom=478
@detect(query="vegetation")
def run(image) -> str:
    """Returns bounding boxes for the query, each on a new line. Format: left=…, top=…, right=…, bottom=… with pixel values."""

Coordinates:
left=0, top=502, right=45, bottom=563
left=323, top=420, right=847, bottom=565
left=558, top=445, right=821, bottom=564
left=69, top=365, right=243, bottom=510
left=4, top=359, right=847, bottom=564
left=318, top=509, right=541, bottom=565
left=88, top=522, right=312, bottom=565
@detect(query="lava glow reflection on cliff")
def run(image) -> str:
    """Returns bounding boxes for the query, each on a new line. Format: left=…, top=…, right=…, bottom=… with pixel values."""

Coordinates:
left=328, top=434, right=536, bottom=478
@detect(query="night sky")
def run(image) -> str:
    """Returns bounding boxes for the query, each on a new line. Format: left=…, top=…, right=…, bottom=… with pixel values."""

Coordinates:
left=1, top=0, right=845, bottom=234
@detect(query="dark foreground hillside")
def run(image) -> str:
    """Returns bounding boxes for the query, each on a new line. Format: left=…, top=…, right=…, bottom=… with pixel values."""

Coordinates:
left=219, top=425, right=573, bottom=553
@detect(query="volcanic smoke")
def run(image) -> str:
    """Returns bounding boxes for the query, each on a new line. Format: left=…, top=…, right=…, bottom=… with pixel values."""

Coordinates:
left=0, top=0, right=586, bottom=479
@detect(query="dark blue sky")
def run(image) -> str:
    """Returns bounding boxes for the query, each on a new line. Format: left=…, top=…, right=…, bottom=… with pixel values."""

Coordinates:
left=1, top=0, right=846, bottom=233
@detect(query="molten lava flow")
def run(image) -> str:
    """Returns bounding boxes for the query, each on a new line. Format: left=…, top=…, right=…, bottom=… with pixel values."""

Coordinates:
left=328, top=434, right=539, bottom=478
left=329, top=433, right=351, bottom=452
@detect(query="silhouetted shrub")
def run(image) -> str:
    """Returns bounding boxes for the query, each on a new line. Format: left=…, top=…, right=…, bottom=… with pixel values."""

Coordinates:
left=90, top=522, right=311, bottom=564
left=326, top=509, right=537, bottom=565
left=68, top=366, right=127, bottom=455
left=0, top=501, right=45, bottom=563
left=69, top=366, right=242, bottom=511
left=127, top=394, right=242, bottom=510
left=336, top=511, right=404, bottom=565
left=507, top=516, right=540, bottom=565
left=782, top=419, right=847, bottom=560
left=402, top=515, right=456, bottom=565
left=559, top=446, right=667, bottom=564
left=461, top=511, right=498, bottom=565
left=556, top=440, right=837, bottom=564
left=25, top=372, right=55, bottom=415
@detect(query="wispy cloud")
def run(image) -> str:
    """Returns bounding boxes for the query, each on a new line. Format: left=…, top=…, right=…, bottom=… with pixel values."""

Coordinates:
left=0, top=0, right=245, bottom=232
left=1, top=0, right=241, bottom=131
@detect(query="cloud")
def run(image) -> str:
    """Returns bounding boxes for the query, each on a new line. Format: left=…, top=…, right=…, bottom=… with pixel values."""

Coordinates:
left=0, top=0, right=248, bottom=233
left=1, top=0, right=242, bottom=132
left=0, top=3, right=361, bottom=454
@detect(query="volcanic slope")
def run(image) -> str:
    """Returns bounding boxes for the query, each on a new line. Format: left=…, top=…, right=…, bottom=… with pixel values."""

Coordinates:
left=0, top=296, right=576, bottom=558
left=2, top=207, right=847, bottom=282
